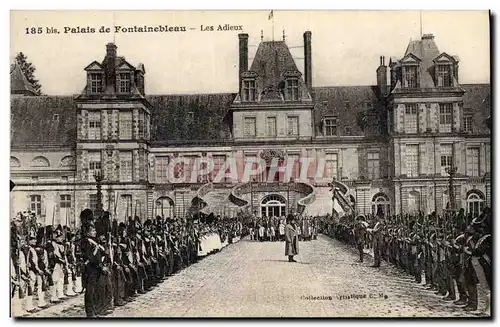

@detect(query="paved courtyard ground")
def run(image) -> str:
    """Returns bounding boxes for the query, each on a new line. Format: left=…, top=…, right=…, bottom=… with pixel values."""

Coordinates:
left=25, top=235, right=490, bottom=318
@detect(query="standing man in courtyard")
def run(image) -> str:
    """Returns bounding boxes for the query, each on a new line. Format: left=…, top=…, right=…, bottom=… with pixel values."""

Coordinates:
left=285, top=214, right=299, bottom=263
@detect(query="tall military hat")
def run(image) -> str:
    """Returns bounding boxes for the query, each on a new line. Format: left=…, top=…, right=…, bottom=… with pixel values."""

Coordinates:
left=36, top=227, right=45, bottom=246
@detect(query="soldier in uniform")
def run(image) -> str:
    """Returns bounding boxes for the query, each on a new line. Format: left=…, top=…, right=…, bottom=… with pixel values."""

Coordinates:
left=64, top=228, right=78, bottom=297
left=82, top=223, right=106, bottom=317
left=34, top=227, right=50, bottom=308
left=353, top=216, right=368, bottom=262
left=367, top=215, right=384, bottom=268
left=48, top=225, right=67, bottom=303
left=22, top=229, right=39, bottom=312
left=462, top=224, right=480, bottom=311
left=451, top=233, right=469, bottom=305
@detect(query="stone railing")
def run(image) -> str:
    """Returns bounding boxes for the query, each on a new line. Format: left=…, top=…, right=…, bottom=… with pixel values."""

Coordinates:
left=190, top=182, right=214, bottom=212
left=229, top=182, right=250, bottom=208
left=296, top=182, right=316, bottom=214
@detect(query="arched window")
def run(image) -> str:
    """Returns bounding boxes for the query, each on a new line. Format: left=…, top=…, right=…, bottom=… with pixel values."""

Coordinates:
left=156, top=196, right=175, bottom=219
left=31, top=156, right=50, bottom=167
left=260, top=194, right=286, bottom=218
left=10, top=156, right=20, bottom=168
left=372, top=193, right=390, bottom=217
left=407, top=190, right=420, bottom=214
left=60, top=155, right=75, bottom=167
left=467, top=191, right=485, bottom=218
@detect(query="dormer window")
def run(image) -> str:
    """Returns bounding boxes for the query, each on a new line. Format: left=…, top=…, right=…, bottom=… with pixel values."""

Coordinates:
left=324, top=117, right=338, bottom=136
left=404, top=65, right=419, bottom=88
left=90, top=73, right=103, bottom=93
left=242, top=79, right=256, bottom=102
left=118, top=72, right=131, bottom=93
left=286, top=78, right=299, bottom=101
left=437, top=64, right=452, bottom=87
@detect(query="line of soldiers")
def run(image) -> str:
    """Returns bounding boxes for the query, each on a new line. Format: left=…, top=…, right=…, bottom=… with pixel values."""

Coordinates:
left=11, top=211, right=81, bottom=317
left=11, top=209, right=243, bottom=317
left=320, top=207, right=492, bottom=313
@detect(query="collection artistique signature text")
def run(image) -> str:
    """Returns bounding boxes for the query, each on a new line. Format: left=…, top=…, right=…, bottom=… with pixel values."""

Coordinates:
left=301, top=293, right=388, bottom=301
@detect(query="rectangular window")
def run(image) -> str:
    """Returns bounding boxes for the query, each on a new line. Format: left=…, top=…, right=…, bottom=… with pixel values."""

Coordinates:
left=183, top=156, right=196, bottom=183
left=60, top=194, right=72, bottom=223
left=463, top=115, right=473, bottom=132
left=244, top=117, right=256, bottom=137
left=212, top=155, right=226, bottom=182
left=437, top=64, right=452, bottom=87
left=404, top=104, right=418, bottom=133
left=266, top=117, right=277, bottom=136
left=325, top=153, right=338, bottom=180
left=90, top=73, right=103, bottom=93
left=121, top=194, right=133, bottom=218
left=406, top=145, right=419, bottom=177
left=466, top=147, right=480, bottom=177
left=89, top=194, right=98, bottom=213
left=405, top=65, right=418, bottom=88
left=119, top=151, right=133, bottom=182
left=119, top=111, right=133, bottom=139
left=118, top=73, right=131, bottom=93
left=288, top=154, right=300, bottom=179
left=138, top=112, right=145, bottom=138
left=287, top=116, right=299, bottom=136
left=324, top=118, right=337, bottom=136
left=88, top=151, right=102, bottom=182
left=155, top=156, right=169, bottom=183
left=30, top=195, right=42, bottom=217
left=88, top=111, right=101, bottom=140
left=286, top=78, right=299, bottom=101
left=439, top=103, right=453, bottom=132
left=242, top=80, right=256, bottom=102
left=367, top=152, right=380, bottom=179
left=440, top=144, right=453, bottom=176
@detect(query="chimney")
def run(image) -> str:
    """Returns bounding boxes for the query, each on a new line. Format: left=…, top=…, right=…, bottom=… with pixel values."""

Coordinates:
left=105, top=43, right=117, bottom=93
left=303, top=31, right=312, bottom=90
left=376, top=55, right=387, bottom=96
left=238, top=34, right=249, bottom=79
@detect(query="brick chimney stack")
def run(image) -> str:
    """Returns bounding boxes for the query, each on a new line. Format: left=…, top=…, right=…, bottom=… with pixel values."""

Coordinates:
left=303, top=31, right=312, bottom=90
left=238, top=34, right=249, bottom=79
left=105, top=43, right=117, bottom=93
left=376, top=55, right=387, bottom=96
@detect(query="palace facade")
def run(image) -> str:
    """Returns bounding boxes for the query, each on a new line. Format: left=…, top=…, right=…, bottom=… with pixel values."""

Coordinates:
left=10, top=32, right=491, bottom=226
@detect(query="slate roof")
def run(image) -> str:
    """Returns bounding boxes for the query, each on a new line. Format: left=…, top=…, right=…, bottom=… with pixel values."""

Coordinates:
left=249, top=41, right=300, bottom=88
left=11, top=96, right=77, bottom=147
left=404, top=36, right=441, bottom=88
left=10, top=83, right=490, bottom=147
left=10, top=61, right=38, bottom=96
left=461, top=84, right=491, bottom=134
left=147, top=93, right=235, bottom=145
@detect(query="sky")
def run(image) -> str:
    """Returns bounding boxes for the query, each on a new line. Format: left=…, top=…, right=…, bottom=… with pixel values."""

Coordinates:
left=10, top=10, right=490, bottom=95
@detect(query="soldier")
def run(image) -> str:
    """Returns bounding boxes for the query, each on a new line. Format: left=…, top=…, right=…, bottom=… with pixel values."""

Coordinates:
left=367, top=215, right=384, bottom=268
left=34, top=227, right=49, bottom=308
left=22, top=229, right=39, bottom=312
left=82, top=223, right=106, bottom=317
left=461, top=224, right=480, bottom=311
left=451, top=233, right=469, bottom=306
left=48, top=225, right=67, bottom=302
left=64, top=228, right=78, bottom=297
left=111, top=219, right=126, bottom=307
left=353, top=216, right=368, bottom=262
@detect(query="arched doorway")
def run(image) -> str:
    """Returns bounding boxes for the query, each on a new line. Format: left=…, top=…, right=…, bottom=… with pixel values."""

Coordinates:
left=466, top=190, right=485, bottom=218
left=372, top=193, right=390, bottom=217
left=260, top=194, right=286, bottom=218
left=156, top=196, right=175, bottom=218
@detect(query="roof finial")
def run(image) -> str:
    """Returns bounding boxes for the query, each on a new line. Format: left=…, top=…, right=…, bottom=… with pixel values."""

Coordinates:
left=261, top=29, right=263, bottom=42
left=283, top=29, right=286, bottom=42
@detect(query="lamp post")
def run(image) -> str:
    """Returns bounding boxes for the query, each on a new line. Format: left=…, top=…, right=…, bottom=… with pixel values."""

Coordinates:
left=93, top=169, right=104, bottom=219
left=445, top=163, right=458, bottom=212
